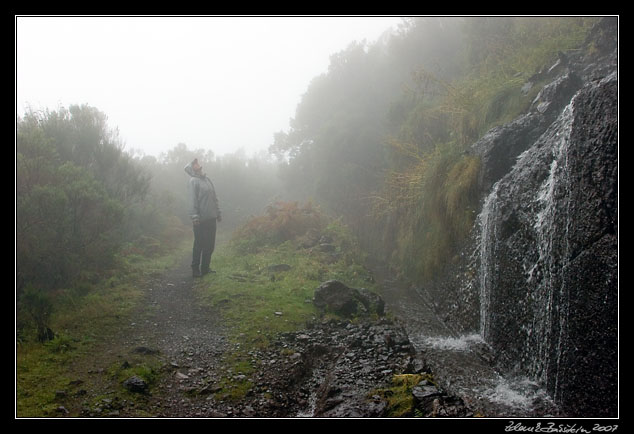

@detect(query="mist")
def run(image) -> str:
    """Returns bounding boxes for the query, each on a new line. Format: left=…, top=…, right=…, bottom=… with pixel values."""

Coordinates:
left=17, top=14, right=604, bottom=299
left=16, top=16, right=617, bottom=419
left=16, top=16, right=402, bottom=159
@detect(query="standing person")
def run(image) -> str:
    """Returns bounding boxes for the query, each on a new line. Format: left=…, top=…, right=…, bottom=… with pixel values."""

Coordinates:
left=184, top=158, right=222, bottom=277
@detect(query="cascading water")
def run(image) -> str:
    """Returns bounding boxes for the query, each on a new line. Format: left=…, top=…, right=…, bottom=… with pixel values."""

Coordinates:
left=526, top=103, right=574, bottom=399
left=478, top=182, right=500, bottom=343
left=396, top=74, right=616, bottom=416
left=388, top=51, right=617, bottom=416
left=473, top=68, right=618, bottom=417
left=475, top=96, right=579, bottom=406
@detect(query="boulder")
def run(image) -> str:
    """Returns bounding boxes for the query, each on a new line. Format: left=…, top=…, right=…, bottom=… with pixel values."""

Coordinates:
left=313, top=280, right=385, bottom=318
left=358, top=288, right=385, bottom=316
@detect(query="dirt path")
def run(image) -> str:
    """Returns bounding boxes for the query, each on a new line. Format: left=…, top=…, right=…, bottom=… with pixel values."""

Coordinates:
left=124, top=252, right=232, bottom=417
left=63, top=250, right=232, bottom=418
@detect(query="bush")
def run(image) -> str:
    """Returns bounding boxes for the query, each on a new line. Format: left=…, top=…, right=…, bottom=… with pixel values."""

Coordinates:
left=16, top=105, right=150, bottom=295
left=231, top=201, right=327, bottom=252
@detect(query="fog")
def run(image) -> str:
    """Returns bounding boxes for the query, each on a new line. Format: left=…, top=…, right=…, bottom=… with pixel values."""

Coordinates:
left=16, top=16, right=402, bottom=158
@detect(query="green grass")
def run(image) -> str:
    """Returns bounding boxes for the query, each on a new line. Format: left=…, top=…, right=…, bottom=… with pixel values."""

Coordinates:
left=193, top=223, right=378, bottom=400
left=199, top=225, right=376, bottom=339
left=16, top=215, right=378, bottom=412
left=370, top=373, right=437, bottom=417
left=16, top=342, right=75, bottom=417
left=198, top=242, right=375, bottom=344
left=15, top=238, right=189, bottom=417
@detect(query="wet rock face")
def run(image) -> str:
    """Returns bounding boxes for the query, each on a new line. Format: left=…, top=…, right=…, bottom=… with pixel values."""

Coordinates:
left=470, top=74, right=617, bottom=421
left=477, top=72, right=617, bottom=417
left=548, top=73, right=618, bottom=417
left=472, top=71, right=582, bottom=195
left=419, top=18, right=618, bottom=417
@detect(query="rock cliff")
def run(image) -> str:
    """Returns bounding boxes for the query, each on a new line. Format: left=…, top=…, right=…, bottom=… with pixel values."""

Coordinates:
left=420, top=17, right=618, bottom=417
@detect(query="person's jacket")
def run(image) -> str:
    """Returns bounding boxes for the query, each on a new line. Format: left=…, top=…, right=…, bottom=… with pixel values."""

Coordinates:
left=184, top=161, right=221, bottom=223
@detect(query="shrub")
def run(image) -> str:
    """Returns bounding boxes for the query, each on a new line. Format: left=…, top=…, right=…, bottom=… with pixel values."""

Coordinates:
left=231, top=201, right=327, bottom=252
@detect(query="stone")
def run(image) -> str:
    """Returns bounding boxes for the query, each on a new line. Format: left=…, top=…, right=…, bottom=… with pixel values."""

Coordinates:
left=133, top=346, right=159, bottom=355
left=175, top=372, right=189, bottom=380
left=319, top=243, right=336, bottom=253
left=123, top=375, right=149, bottom=394
left=198, top=384, right=222, bottom=395
left=313, top=280, right=361, bottom=317
left=357, top=288, right=385, bottom=316
left=412, top=381, right=442, bottom=402
left=313, top=280, right=385, bottom=318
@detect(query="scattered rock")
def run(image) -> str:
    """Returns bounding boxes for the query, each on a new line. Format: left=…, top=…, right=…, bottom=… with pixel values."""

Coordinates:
left=123, top=376, right=149, bottom=394
left=198, top=384, right=222, bottom=395
left=175, top=372, right=189, bottom=380
left=412, top=380, right=442, bottom=402
left=240, top=316, right=438, bottom=417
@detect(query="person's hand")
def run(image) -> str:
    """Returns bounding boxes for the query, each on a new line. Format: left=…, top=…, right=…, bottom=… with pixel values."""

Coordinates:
left=217, top=214, right=222, bottom=223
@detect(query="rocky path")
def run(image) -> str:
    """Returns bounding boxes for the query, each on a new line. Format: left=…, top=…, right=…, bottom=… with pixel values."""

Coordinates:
left=115, top=252, right=458, bottom=418
left=73, top=250, right=561, bottom=419
left=72, top=250, right=426, bottom=418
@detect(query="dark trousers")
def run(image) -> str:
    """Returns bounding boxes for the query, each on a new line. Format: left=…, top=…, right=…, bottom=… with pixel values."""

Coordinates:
left=192, top=218, right=217, bottom=274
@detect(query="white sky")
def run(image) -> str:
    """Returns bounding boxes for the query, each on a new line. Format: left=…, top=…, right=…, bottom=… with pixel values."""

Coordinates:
left=16, top=16, right=402, bottom=159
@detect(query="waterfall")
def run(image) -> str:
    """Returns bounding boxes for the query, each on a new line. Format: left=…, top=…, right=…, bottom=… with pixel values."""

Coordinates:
left=476, top=99, right=576, bottom=393
left=405, top=70, right=616, bottom=416
left=478, top=182, right=500, bottom=343
left=527, top=102, right=574, bottom=398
